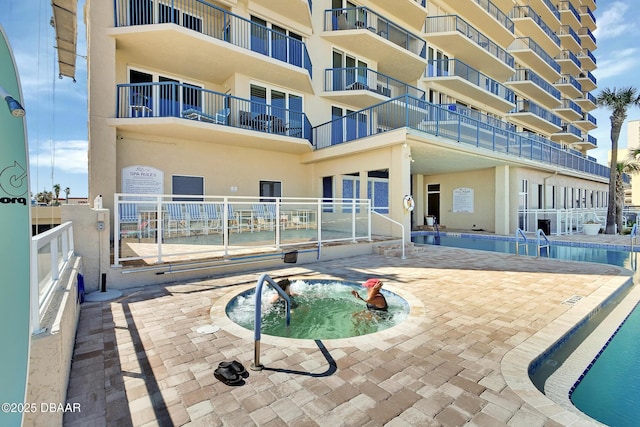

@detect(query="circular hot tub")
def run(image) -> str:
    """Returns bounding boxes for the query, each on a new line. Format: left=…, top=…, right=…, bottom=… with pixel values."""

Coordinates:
left=225, top=279, right=410, bottom=340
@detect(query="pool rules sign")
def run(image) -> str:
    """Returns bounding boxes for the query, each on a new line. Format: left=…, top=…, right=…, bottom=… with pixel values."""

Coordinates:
left=0, top=25, right=32, bottom=427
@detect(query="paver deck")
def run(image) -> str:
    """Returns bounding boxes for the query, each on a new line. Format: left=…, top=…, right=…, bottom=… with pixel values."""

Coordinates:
left=64, top=240, right=635, bottom=426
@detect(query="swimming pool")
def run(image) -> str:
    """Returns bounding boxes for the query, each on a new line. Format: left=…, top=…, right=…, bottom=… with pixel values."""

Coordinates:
left=225, top=279, right=410, bottom=339
left=570, top=302, right=640, bottom=426
left=412, top=232, right=635, bottom=269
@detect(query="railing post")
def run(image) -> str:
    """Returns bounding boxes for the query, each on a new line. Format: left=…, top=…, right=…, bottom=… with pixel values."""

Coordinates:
left=351, top=198, right=357, bottom=242
left=156, top=196, right=163, bottom=263
left=30, top=239, right=41, bottom=334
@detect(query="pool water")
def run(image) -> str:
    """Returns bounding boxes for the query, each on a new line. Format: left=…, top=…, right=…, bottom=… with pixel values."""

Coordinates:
left=226, top=280, right=409, bottom=339
left=570, top=303, right=640, bottom=426
left=412, top=234, right=634, bottom=269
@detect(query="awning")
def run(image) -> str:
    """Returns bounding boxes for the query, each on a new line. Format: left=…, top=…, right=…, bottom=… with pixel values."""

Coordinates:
left=51, top=0, right=77, bottom=80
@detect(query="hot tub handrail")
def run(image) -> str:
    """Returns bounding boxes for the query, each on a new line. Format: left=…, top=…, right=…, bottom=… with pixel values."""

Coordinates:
left=631, top=223, right=638, bottom=251
left=252, top=273, right=291, bottom=371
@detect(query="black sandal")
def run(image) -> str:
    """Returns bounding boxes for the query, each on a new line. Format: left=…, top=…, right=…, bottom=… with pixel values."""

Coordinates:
left=214, top=366, right=242, bottom=385
left=218, top=360, right=248, bottom=378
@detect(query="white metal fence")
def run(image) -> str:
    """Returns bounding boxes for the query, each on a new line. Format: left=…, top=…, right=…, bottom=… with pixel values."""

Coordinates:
left=114, top=194, right=378, bottom=266
left=518, top=208, right=640, bottom=235
left=31, top=221, right=75, bottom=334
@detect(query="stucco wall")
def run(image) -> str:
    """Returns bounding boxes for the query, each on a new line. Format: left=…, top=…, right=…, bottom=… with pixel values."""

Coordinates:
left=24, top=256, right=81, bottom=427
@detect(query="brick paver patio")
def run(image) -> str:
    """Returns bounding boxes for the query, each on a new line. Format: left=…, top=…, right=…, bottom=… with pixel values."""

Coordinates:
left=63, top=243, right=632, bottom=426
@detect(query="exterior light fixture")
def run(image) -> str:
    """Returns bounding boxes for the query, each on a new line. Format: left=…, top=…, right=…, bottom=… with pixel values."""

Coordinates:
left=0, top=85, right=25, bottom=117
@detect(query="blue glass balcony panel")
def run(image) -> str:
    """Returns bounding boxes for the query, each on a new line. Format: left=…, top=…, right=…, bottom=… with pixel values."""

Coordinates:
left=324, top=67, right=425, bottom=99
left=117, top=82, right=312, bottom=142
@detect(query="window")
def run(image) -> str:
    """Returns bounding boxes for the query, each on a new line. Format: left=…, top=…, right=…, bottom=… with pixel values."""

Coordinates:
left=172, top=175, right=203, bottom=201
left=250, top=84, right=303, bottom=131
left=259, top=181, right=282, bottom=201
left=250, top=15, right=303, bottom=65
left=129, top=69, right=202, bottom=117
left=130, top=1, right=201, bottom=31
left=332, top=50, right=368, bottom=90
left=322, top=176, right=334, bottom=212
left=342, top=174, right=360, bottom=213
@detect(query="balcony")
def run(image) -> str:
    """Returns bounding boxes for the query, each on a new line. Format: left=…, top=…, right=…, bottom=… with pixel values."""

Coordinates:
left=554, top=74, right=582, bottom=99
left=439, top=0, right=515, bottom=46
left=527, top=0, right=561, bottom=32
left=581, top=0, right=596, bottom=12
left=553, top=98, right=582, bottom=122
left=424, top=59, right=515, bottom=112
left=555, top=50, right=581, bottom=75
left=113, top=83, right=313, bottom=153
left=557, top=25, right=581, bottom=53
left=323, top=8, right=426, bottom=81
left=505, top=68, right=560, bottom=110
left=507, top=37, right=561, bottom=82
left=577, top=70, right=597, bottom=92
left=580, top=6, right=597, bottom=31
left=364, top=0, right=428, bottom=31
left=510, top=6, right=560, bottom=57
left=249, top=0, right=312, bottom=28
left=311, top=95, right=610, bottom=180
left=550, top=122, right=583, bottom=143
left=323, top=67, right=425, bottom=109
left=578, top=27, right=597, bottom=52
left=557, top=1, right=581, bottom=30
left=575, top=92, right=596, bottom=111
left=575, top=112, right=597, bottom=131
left=577, top=49, right=597, bottom=71
left=112, top=0, right=313, bottom=93
left=507, top=99, right=562, bottom=134
left=425, top=15, right=515, bottom=81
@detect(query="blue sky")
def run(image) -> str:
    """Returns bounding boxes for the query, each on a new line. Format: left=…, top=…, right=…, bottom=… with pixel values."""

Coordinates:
left=1, top=1, right=639, bottom=198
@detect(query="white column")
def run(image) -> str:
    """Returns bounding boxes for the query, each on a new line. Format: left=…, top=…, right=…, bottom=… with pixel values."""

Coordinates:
left=495, top=165, right=510, bottom=235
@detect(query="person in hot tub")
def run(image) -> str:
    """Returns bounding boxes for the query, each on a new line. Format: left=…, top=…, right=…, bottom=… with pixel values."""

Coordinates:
left=351, top=278, right=388, bottom=312
left=271, top=278, right=298, bottom=308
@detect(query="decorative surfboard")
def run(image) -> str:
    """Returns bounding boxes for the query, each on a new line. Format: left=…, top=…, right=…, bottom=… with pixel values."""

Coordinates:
left=0, top=24, right=31, bottom=427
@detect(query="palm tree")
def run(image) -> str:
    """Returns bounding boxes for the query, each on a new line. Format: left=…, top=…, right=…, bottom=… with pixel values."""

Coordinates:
left=615, top=150, right=640, bottom=230
left=53, top=184, right=61, bottom=206
left=35, top=190, right=52, bottom=205
left=596, top=87, right=640, bottom=234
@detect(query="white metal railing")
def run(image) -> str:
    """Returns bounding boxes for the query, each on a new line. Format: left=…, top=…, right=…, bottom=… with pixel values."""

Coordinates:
left=114, top=194, right=380, bottom=266
left=518, top=208, right=610, bottom=235
left=372, top=210, right=406, bottom=259
left=30, top=221, right=75, bottom=334
left=515, top=228, right=528, bottom=255
left=536, top=228, right=550, bottom=257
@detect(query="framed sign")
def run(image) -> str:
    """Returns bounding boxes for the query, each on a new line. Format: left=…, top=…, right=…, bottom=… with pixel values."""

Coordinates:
left=453, top=187, right=474, bottom=213
left=122, top=165, right=163, bottom=194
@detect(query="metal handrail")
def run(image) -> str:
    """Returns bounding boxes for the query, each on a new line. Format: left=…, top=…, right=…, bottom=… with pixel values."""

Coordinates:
left=631, top=223, right=639, bottom=252
left=536, top=228, right=550, bottom=257
left=252, top=274, right=291, bottom=371
left=515, top=228, right=528, bottom=255
left=371, top=210, right=406, bottom=259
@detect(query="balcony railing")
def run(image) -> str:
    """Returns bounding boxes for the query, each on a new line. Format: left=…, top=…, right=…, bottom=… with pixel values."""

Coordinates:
left=324, top=67, right=425, bottom=99
left=587, top=134, right=597, bottom=147
left=578, top=27, right=596, bottom=45
left=540, top=0, right=561, bottom=21
left=510, top=6, right=559, bottom=47
left=509, top=68, right=561, bottom=101
left=311, top=95, right=609, bottom=179
left=511, top=99, right=563, bottom=127
left=114, top=0, right=312, bottom=77
left=558, top=98, right=582, bottom=115
left=556, top=50, right=581, bottom=69
left=470, top=0, right=514, bottom=33
left=560, top=122, right=582, bottom=138
left=558, top=25, right=580, bottom=46
left=425, top=15, right=514, bottom=68
left=558, top=1, right=581, bottom=22
left=579, top=70, right=597, bottom=85
left=117, top=82, right=312, bottom=141
left=509, top=37, right=561, bottom=74
left=578, top=49, right=597, bottom=66
left=557, top=74, right=582, bottom=92
left=582, top=112, right=597, bottom=126
left=427, top=59, right=515, bottom=103
left=579, top=6, right=596, bottom=24
left=324, top=7, right=426, bottom=58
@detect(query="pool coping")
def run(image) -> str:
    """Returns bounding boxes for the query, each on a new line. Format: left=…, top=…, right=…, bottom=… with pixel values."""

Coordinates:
left=501, top=272, right=635, bottom=426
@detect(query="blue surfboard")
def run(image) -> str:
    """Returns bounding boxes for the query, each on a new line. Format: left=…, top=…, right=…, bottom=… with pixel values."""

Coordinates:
left=0, top=24, right=31, bottom=427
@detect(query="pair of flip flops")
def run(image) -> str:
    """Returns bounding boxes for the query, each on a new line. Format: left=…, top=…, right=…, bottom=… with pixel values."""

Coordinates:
left=214, top=360, right=248, bottom=385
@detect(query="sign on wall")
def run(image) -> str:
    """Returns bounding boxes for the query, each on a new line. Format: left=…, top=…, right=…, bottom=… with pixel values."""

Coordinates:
left=453, top=187, right=474, bottom=213
left=122, top=165, right=164, bottom=194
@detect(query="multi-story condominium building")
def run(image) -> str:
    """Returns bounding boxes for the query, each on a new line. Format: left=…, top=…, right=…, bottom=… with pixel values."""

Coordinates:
left=86, top=0, right=603, bottom=239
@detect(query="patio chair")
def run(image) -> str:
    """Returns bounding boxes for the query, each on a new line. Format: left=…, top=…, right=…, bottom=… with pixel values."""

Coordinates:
left=252, top=203, right=274, bottom=231
left=119, top=203, right=142, bottom=240
left=185, top=203, right=206, bottom=234
left=166, top=203, right=189, bottom=236
left=203, top=203, right=222, bottom=233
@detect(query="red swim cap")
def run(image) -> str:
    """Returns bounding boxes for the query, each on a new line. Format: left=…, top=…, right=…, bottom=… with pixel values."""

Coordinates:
left=363, top=278, right=381, bottom=288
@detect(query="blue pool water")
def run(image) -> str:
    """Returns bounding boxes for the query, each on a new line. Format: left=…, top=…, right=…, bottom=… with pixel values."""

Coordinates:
left=571, top=303, right=640, bottom=426
left=412, top=233, right=634, bottom=269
